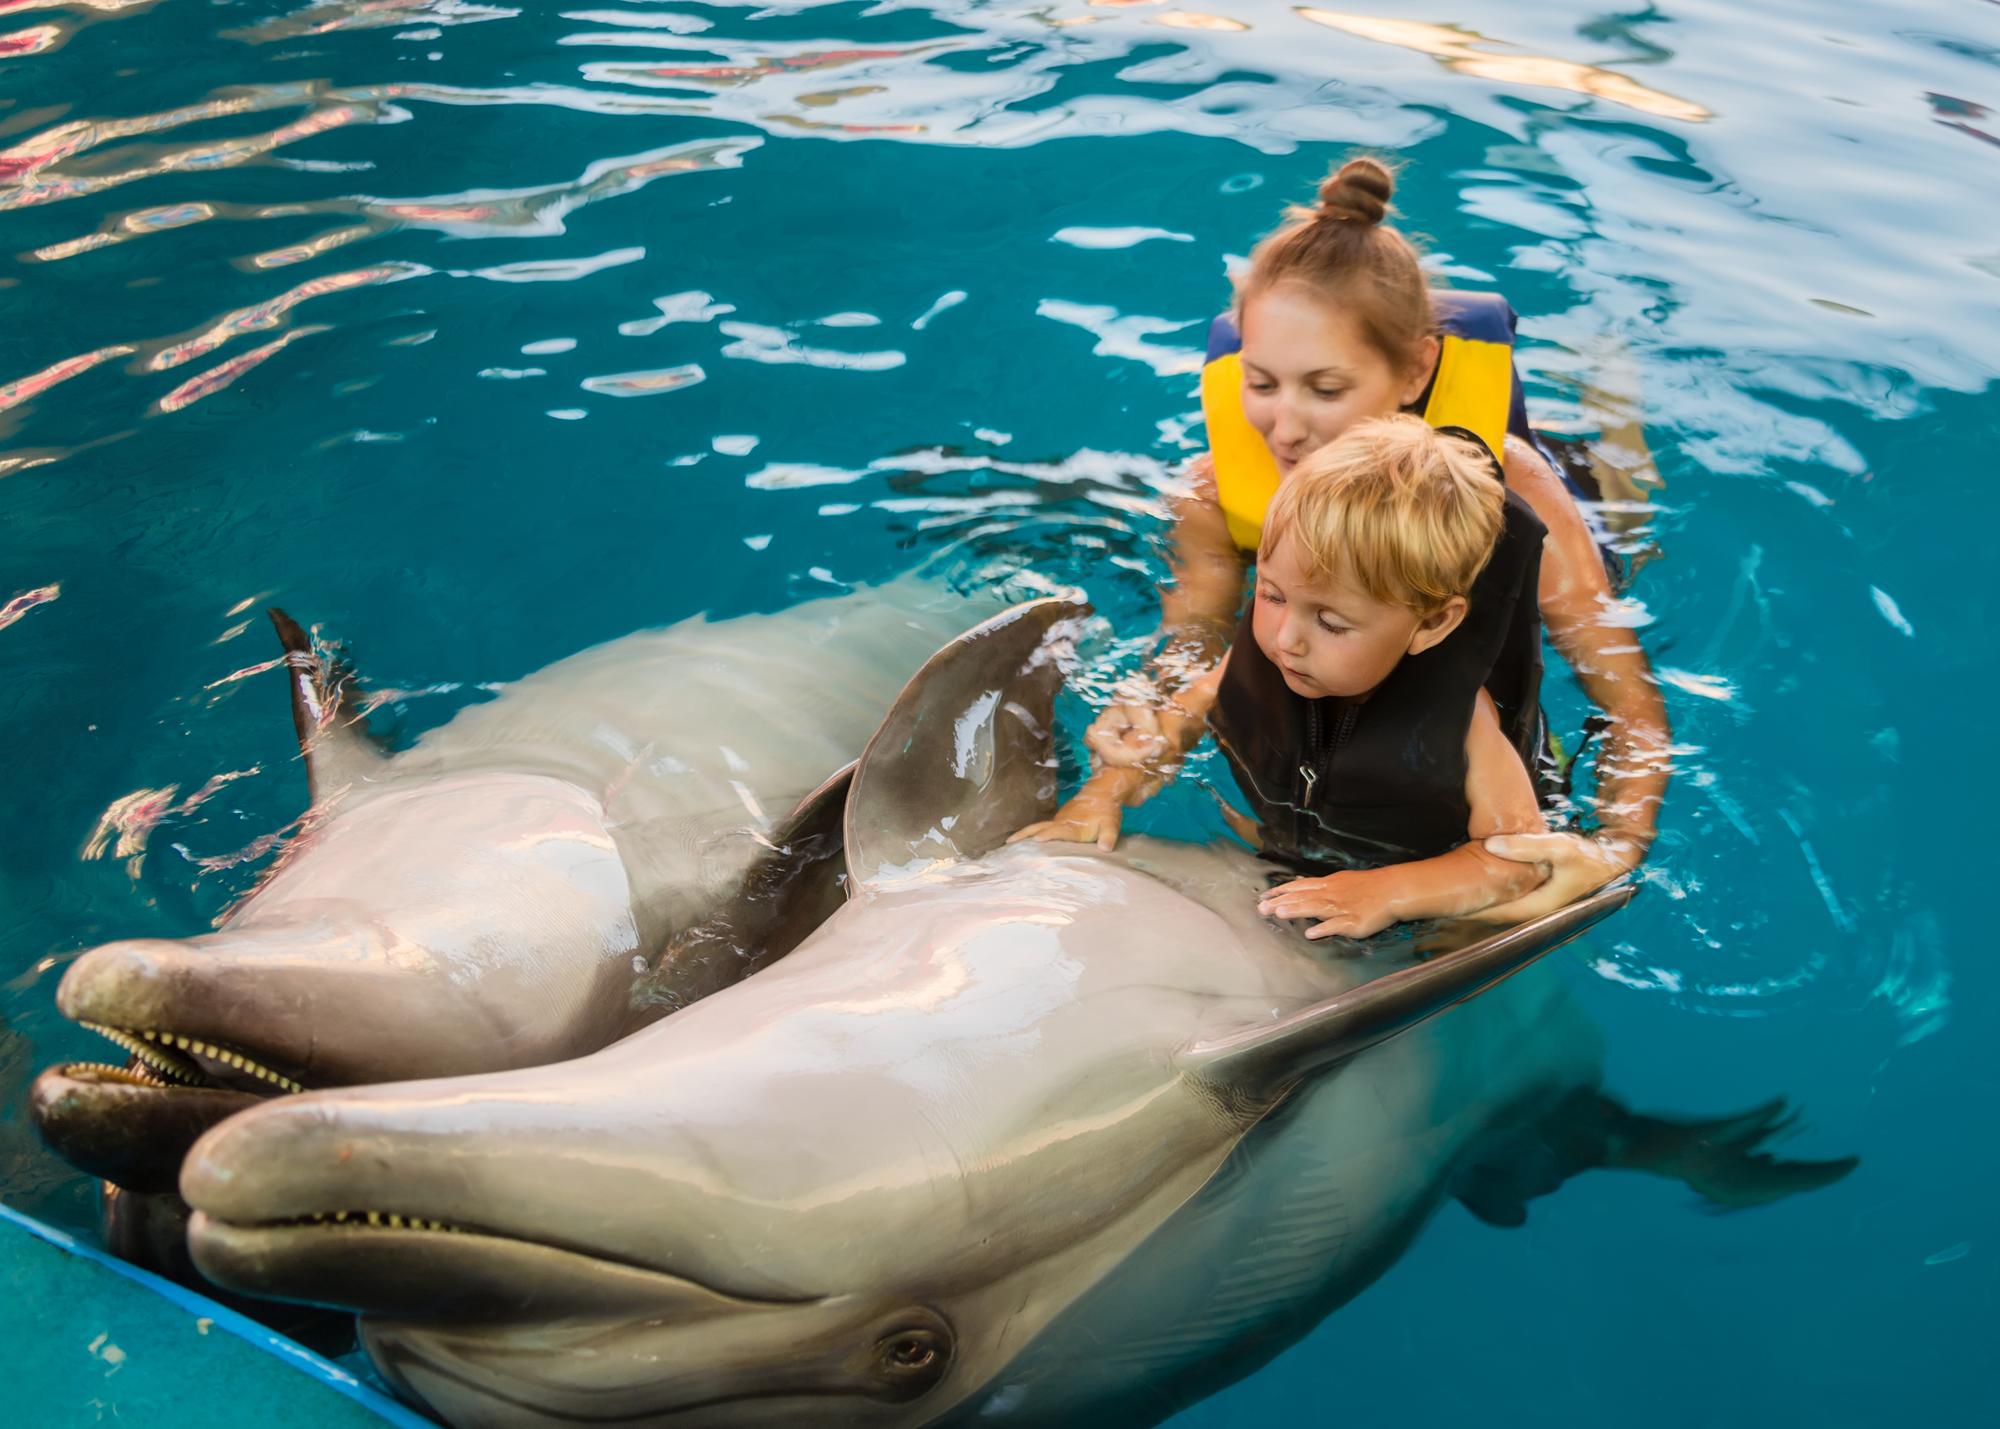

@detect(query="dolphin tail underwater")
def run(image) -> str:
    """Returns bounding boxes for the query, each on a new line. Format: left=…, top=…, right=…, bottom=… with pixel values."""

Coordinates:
left=180, top=595, right=1855, bottom=1429
left=1453, top=1090, right=1857, bottom=1227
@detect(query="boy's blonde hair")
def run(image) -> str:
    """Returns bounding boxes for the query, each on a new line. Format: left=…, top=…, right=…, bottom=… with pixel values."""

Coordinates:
left=1260, top=416, right=1505, bottom=616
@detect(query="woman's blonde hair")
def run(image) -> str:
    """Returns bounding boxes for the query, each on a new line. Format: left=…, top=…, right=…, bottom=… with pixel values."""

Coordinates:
left=1237, top=156, right=1434, bottom=377
left=1260, top=416, right=1505, bottom=616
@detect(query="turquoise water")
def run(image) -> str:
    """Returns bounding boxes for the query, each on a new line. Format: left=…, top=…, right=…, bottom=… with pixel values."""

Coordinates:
left=0, top=1203, right=430, bottom=1427
left=1, top=0, right=1994, bottom=1423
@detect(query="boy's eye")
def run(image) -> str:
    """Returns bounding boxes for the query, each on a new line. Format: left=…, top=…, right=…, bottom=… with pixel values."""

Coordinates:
left=1316, top=615, right=1349, bottom=635
left=1257, top=586, right=1283, bottom=605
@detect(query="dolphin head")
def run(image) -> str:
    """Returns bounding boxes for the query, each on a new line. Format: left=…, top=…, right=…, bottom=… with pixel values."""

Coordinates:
left=180, top=842, right=1299, bottom=1426
left=58, top=769, right=643, bottom=1086
left=35, top=768, right=639, bottom=1191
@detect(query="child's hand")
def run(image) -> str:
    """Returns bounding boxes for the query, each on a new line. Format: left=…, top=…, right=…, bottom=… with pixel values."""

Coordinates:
left=1008, top=792, right=1124, bottom=852
left=1257, top=869, right=1401, bottom=940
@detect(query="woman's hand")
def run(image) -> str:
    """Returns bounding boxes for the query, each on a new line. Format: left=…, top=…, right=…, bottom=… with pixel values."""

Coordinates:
left=1008, top=790, right=1125, bottom=852
left=1258, top=869, right=1401, bottom=940
left=1083, top=696, right=1170, bottom=769
left=1471, top=830, right=1645, bottom=923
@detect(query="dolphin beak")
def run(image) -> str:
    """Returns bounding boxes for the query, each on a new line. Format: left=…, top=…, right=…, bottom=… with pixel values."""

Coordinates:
left=57, top=937, right=317, bottom=1094
left=29, top=1063, right=261, bottom=1192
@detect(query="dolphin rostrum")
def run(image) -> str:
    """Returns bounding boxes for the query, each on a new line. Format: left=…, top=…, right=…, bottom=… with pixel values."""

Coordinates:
left=180, top=598, right=1855, bottom=1427
left=33, top=577, right=995, bottom=1195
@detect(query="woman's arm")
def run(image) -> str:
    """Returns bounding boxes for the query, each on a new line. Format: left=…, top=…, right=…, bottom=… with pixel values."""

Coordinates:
left=1012, top=660, right=1228, bottom=850
left=1257, top=691, right=1547, bottom=938
left=1085, top=457, right=1250, bottom=767
left=1157, top=457, right=1251, bottom=674
left=1482, top=436, right=1672, bottom=912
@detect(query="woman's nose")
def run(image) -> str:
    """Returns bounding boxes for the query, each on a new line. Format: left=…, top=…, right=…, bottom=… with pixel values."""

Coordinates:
left=1269, top=397, right=1308, bottom=451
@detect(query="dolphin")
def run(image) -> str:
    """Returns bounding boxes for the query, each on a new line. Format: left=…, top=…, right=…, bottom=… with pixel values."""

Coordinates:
left=179, top=598, right=1855, bottom=1428
left=32, top=577, right=993, bottom=1194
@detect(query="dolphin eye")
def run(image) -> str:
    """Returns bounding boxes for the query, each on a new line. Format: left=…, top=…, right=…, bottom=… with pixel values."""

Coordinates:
left=872, top=1311, right=953, bottom=1397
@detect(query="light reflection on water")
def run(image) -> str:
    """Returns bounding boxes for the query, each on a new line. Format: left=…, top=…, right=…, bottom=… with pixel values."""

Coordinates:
left=1, top=0, right=1994, bottom=1424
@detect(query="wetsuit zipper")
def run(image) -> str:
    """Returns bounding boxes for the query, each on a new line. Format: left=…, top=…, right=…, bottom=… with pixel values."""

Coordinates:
left=1296, top=700, right=1361, bottom=854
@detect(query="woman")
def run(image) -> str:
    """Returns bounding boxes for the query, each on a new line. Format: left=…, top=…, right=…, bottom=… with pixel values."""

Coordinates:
left=1089, top=157, right=1669, bottom=921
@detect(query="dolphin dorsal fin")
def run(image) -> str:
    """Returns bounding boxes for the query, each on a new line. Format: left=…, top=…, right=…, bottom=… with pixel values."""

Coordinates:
left=1183, top=883, right=1638, bottom=1097
left=844, top=593, right=1087, bottom=888
left=267, top=609, right=388, bottom=802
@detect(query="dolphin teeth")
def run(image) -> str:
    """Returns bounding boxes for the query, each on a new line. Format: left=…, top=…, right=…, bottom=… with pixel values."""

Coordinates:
left=274, top=1210, right=465, bottom=1234
left=59, top=1061, right=175, bottom=1090
left=77, top=1022, right=206, bottom=1087
left=76, top=1020, right=306, bottom=1095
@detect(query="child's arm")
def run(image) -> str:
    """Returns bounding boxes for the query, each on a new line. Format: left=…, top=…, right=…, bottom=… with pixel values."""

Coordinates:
left=1258, top=690, right=1550, bottom=939
left=1009, top=659, right=1228, bottom=850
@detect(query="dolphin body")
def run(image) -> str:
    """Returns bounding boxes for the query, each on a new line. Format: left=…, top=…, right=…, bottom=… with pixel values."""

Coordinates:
left=33, top=577, right=994, bottom=1193
left=181, top=599, right=1855, bottom=1427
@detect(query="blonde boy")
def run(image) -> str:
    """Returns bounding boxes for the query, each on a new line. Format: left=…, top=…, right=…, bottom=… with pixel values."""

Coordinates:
left=1014, top=416, right=1549, bottom=937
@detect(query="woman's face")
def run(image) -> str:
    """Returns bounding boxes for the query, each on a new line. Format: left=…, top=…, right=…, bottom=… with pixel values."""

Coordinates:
left=1238, top=286, right=1436, bottom=475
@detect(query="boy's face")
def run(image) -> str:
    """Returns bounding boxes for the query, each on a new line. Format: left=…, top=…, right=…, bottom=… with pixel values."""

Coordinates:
left=1251, top=534, right=1466, bottom=700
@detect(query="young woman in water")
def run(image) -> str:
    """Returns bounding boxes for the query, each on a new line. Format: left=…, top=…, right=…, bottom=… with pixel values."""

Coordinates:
left=1085, top=157, right=1669, bottom=922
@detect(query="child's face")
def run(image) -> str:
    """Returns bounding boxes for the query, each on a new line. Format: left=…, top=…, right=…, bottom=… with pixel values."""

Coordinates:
left=1238, top=287, right=1437, bottom=475
left=1251, top=534, right=1465, bottom=700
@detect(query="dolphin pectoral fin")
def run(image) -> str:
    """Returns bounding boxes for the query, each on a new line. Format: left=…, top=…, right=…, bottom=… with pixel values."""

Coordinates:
left=1455, top=1090, right=1858, bottom=1224
left=268, top=607, right=389, bottom=801
left=1182, top=882, right=1638, bottom=1097
left=844, top=592, right=1088, bottom=887
left=635, top=763, right=856, bottom=1025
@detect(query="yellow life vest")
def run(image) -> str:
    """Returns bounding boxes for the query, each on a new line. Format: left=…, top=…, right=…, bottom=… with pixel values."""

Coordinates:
left=1203, top=290, right=1528, bottom=552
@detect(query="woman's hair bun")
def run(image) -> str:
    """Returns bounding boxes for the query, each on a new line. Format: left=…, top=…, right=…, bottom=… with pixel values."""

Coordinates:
left=1316, top=157, right=1394, bottom=226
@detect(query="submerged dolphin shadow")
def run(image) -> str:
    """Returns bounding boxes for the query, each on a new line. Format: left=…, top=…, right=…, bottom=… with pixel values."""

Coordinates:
left=179, top=596, right=1856, bottom=1428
